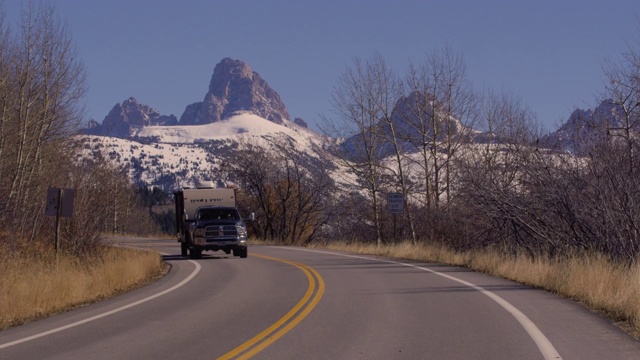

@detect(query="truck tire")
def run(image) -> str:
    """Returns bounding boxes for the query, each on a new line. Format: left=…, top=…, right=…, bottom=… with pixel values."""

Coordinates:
left=181, top=242, right=188, bottom=257
left=235, top=248, right=248, bottom=258
left=190, top=248, right=202, bottom=259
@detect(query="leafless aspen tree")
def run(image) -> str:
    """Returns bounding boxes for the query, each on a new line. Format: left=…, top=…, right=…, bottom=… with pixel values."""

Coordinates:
left=365, top=54, right=418, bottom=244
left=0, top=2, right=86, bottom=238
left=602, top=43, right=640, bottom=176
left=401, top=46, right=477, bottom=208
left=587, top=40, right=640, bottom=258
left=231, top=139, right=334, bottom=245
left=457, top=89, right=547, bottom=254
left=323, top=56, right=388, bottom=246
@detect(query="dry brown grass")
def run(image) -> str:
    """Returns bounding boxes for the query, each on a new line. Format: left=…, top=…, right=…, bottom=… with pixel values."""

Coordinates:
left=299, top=240, right=640, bottom=337
left=0, top=246, right=166, bottom=330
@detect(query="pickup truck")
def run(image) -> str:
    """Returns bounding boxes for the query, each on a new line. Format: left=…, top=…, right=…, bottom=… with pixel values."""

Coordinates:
left=174, top=186, right=250, bottom=259
left=187, top=205, right=248, bottom=258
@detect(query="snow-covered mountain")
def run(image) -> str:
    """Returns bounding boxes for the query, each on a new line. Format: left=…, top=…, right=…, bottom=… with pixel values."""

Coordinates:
left=542, top=99, right=633, bottom=153
left=85, top=97, right=178, bottom=138
left=78, top=57, right=326, bottom=191
left=77, top=111, right=337, bottom=191
left=179, top=58, right=291, bottom=125
left=131, top=112, right=310, bottom=144
left=85, top=58, right=301, bottom=139
left=79, top=56, right=632, bottom=194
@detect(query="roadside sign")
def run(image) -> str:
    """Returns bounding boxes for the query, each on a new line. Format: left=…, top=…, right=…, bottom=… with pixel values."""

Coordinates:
left=387, top=192, right=404, bottom=214
left=46, top=188, right=75, bottom=218
left=45, top=187, right=75, bottom=258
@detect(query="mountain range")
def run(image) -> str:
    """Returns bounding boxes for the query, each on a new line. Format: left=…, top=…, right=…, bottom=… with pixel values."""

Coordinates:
left=79, top=57, right=628, bottom=191
left=79, top=58, right=334, bottom=191
left=85, top=57, right=304, bottom=139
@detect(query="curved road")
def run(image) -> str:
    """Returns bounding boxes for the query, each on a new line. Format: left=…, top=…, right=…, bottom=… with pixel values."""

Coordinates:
left=1, top=237, right=639, bottom=359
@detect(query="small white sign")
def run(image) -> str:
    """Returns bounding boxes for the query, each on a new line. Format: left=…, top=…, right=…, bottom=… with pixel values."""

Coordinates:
left=387, top=192, right=404, bottom=214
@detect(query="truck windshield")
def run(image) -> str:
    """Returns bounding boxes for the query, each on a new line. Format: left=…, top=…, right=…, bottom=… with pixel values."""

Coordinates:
left=198, top=209, right=239, bottom=220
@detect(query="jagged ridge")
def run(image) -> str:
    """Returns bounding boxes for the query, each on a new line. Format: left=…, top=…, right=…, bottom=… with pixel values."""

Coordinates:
left=84, top=58, right=299, bottom=139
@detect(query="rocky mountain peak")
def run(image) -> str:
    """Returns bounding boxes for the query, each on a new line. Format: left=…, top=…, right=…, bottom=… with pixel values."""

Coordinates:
left=83, top=58, right=294, bottom=138
left=541, top=99, right=628, bottom=153
left=209, top=58, right=254, bottom=96
left=85, top=97, right=177, bottom=138
left=294, top=117, right=308, bottom=128
left=179, top=58, right=290, bottom=125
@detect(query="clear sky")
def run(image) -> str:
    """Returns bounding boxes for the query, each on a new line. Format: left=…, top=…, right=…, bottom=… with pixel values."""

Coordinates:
left=4, top=1, right=640, bottom=133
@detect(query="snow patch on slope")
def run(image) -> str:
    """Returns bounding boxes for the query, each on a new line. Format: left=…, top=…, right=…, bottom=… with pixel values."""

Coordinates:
left=132, top=112, right=312, bottom=144
left=77, top=112, right=343, bottom=191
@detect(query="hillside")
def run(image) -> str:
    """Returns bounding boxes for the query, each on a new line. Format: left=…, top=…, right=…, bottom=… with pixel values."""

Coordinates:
left=77, top=112, right=339, bottom=191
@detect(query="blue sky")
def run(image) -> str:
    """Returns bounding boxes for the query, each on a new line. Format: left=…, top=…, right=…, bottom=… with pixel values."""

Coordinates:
left=5, top=1, right=640, bottom=132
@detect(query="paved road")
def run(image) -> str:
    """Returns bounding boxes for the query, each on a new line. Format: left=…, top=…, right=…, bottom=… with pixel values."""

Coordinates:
left=1, top=237, right=639, bottom=359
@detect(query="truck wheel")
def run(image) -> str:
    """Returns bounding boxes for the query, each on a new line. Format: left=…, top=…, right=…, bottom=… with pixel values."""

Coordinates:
left=181, top=242, right=188, bottom=257
left=235, top=248, right=248, bottom=258
left=190, top=248, right=202, bottom=259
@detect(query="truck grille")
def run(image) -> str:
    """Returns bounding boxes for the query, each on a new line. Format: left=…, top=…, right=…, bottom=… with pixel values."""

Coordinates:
left=203, top=225, right=237, bottom=238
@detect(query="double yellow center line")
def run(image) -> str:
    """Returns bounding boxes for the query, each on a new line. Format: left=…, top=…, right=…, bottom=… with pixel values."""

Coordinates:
left=217, top=254, right=325, bottom=360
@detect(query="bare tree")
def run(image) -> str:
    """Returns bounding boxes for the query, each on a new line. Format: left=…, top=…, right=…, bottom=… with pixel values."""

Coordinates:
left=232, top=138, right=334, bottom=245
left=602, top=42, right=640, bottom=175
left=401, top=46, right=477, bottom=208
left=458, top=78, right=640, bottom=261
left=322, top=56, right=388, bottom=246
left=358, top=53, right=418, bottom=244
left=456, top=89, right=549, bottom=254
left=0, top=1, right=86, bottom=237
left=0, top=3, right=164, bottom=256
left=583, top=40, right=640, bottom=258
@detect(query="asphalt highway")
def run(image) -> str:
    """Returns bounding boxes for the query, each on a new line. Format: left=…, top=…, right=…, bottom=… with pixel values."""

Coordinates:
left=1, top=237, right=639, bottom=359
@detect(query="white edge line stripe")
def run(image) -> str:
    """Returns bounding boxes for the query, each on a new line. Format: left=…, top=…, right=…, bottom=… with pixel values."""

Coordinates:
left=279, top=247, right=562, bottom=360
left=0, top=252, right=201, bottom=350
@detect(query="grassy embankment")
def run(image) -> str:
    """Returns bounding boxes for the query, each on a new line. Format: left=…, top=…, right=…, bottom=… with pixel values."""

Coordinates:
left=283, top=240, right=640, bottom=338
left=0, top=245, right=166, bottom=330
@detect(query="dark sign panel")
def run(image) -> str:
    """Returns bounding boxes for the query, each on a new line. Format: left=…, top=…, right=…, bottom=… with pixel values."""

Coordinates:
left=45, top=188, right=75, bottom=218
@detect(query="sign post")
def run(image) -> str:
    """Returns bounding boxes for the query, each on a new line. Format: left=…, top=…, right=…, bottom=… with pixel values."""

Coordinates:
left=387, top=192, right=404, bottom=241
left=46, top=188, right=75, bottom=258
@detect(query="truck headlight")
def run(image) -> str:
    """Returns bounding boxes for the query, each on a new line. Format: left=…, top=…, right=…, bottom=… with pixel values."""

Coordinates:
left=194, top=228, right=205, bottom=237
left=236, top=223, right=247, bottom=238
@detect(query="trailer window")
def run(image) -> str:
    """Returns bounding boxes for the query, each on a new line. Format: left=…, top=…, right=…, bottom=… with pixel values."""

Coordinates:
left=198, top=209, right=239, bottom=220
